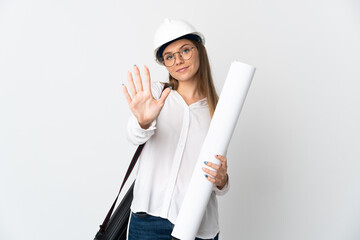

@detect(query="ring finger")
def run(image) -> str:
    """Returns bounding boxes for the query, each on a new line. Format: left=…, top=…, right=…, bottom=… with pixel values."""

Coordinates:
left=202, top=167, right=217, bottom=178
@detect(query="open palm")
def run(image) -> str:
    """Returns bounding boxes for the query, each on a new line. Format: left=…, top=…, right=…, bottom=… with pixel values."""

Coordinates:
left=122, top=65, right=171, bottom=129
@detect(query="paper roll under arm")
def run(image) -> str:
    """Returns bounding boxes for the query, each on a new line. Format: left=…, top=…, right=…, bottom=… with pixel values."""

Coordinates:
left=171, top=61, right=256, bottom=240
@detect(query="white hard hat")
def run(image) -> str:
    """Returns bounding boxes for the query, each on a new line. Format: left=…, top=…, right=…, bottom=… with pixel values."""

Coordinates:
left=153, top=18, right=205, bottom=62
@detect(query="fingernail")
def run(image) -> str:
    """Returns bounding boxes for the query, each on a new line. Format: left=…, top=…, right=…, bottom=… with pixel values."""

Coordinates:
left=204, top=174, right=208, bottom=178
left=169, top=86, right=172, bottom=90
left=204, top=161, right=208, bottom=164
left=121, top=83, right=124, bottom=86
left=215, top=155, right=219, bottom=157
left=134, top=64, right=137, bottom=67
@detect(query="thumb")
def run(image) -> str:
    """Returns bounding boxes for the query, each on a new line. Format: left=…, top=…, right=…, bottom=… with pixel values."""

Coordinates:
left=158, top=87, right=171, bottom=105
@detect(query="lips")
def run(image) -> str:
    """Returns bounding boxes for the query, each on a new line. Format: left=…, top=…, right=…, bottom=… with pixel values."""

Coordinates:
left=176, top=66, right=189, bottom=73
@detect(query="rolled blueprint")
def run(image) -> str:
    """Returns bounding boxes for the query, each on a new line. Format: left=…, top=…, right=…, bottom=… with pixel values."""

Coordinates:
left=171, top=61, right=256, bottom=240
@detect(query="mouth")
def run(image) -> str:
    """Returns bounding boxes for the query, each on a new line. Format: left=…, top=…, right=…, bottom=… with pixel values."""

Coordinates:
left=176, top=66, right=189, bottom=73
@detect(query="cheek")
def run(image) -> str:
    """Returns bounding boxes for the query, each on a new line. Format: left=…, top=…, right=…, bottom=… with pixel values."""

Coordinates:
left=166, top=67, right=177, bottom=77
left=194, top=60, right=200, bottom=72
left=192, top=54, right=200, bottom=72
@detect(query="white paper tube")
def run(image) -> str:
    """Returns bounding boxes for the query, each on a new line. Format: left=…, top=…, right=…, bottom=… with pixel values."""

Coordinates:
left=171, top=61, right=256, bottom=240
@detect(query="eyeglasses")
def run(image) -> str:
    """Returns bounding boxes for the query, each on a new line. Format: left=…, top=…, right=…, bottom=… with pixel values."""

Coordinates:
left=162, top=45, right=197, bottom=67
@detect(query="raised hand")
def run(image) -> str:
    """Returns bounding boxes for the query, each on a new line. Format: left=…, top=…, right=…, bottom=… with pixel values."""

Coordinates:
left=122, top=65, right=171, bottom=129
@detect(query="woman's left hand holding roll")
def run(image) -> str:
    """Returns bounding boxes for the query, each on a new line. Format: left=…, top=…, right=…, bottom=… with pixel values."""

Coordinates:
left=202, top=155, right=228, bottom=190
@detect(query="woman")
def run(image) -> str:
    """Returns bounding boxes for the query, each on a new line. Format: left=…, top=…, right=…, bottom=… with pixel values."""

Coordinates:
left=122, top=19, right=229, bottom=240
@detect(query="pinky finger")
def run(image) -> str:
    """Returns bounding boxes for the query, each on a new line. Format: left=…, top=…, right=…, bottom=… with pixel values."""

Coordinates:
left=122, top=84, right=132, bottom=105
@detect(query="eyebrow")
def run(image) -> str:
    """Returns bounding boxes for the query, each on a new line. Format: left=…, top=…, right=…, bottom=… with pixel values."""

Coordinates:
left=163, top=44, right=191, bottom=56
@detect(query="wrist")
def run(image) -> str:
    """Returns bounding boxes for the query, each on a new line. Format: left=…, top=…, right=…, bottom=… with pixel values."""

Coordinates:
left=216, top=174, right=228, bottom=190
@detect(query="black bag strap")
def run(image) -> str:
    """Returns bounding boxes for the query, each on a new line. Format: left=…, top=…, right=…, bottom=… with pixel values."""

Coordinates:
left=98, top=143, right=145, bottom=235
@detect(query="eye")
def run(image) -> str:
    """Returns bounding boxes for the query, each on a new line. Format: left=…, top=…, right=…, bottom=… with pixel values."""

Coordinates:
left=182, top=48, right=190, bottom=54
left=165, top=55, right=173, bottom=61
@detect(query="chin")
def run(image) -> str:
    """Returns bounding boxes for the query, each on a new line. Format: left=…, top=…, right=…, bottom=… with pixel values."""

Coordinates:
left=175, top=75, right=191, bottom=82
left=173, top=71, right=196, bottom=82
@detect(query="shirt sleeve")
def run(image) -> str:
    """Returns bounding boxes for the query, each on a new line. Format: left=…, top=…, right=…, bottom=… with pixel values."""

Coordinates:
left=126, top=82, right=165, bottom=145
left=127, top=115, right=157, bottom=145
left=212, top=174, right=230, bottom=196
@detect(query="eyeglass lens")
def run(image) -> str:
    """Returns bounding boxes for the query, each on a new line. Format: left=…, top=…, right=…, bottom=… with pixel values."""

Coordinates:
left=163, top=46, right=195, bottom=67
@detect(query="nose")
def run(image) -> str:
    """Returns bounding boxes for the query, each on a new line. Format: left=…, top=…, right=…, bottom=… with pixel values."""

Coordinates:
left=174, top=52, right=185, bottom=65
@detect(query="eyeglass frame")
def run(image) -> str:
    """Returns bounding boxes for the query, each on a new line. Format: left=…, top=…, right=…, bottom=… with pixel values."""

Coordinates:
left=161, top=45, right=197, bottom=67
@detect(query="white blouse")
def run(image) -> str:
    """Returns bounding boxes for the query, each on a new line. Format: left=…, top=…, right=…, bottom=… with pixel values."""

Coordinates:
left=127, top=82, right=229, bottom=239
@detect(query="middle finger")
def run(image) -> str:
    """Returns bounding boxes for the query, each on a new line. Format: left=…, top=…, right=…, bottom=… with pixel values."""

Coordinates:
left=204, top=161, right=220, bottom=171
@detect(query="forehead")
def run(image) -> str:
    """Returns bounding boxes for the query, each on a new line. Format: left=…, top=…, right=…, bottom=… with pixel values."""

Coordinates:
left=163, top=39, right=193, bottom=54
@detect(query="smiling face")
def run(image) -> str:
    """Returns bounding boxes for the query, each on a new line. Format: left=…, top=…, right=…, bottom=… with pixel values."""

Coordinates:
left=162, top=39, right=200, bottom=84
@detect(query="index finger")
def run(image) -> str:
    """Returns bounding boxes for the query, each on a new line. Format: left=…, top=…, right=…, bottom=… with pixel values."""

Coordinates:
left=215, top=154, right=227, bottom=168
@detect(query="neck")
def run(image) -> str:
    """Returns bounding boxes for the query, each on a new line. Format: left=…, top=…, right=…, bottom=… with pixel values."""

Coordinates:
left=176, top=77, right=205, bottom=105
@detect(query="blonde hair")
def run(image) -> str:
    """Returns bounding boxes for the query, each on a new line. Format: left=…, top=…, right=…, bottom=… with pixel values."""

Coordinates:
left=163, top=39, right=218, bottom=117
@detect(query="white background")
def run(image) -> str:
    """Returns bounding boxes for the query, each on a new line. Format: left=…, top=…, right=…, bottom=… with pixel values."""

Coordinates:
left=1, top=0, right=359, bottom=239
